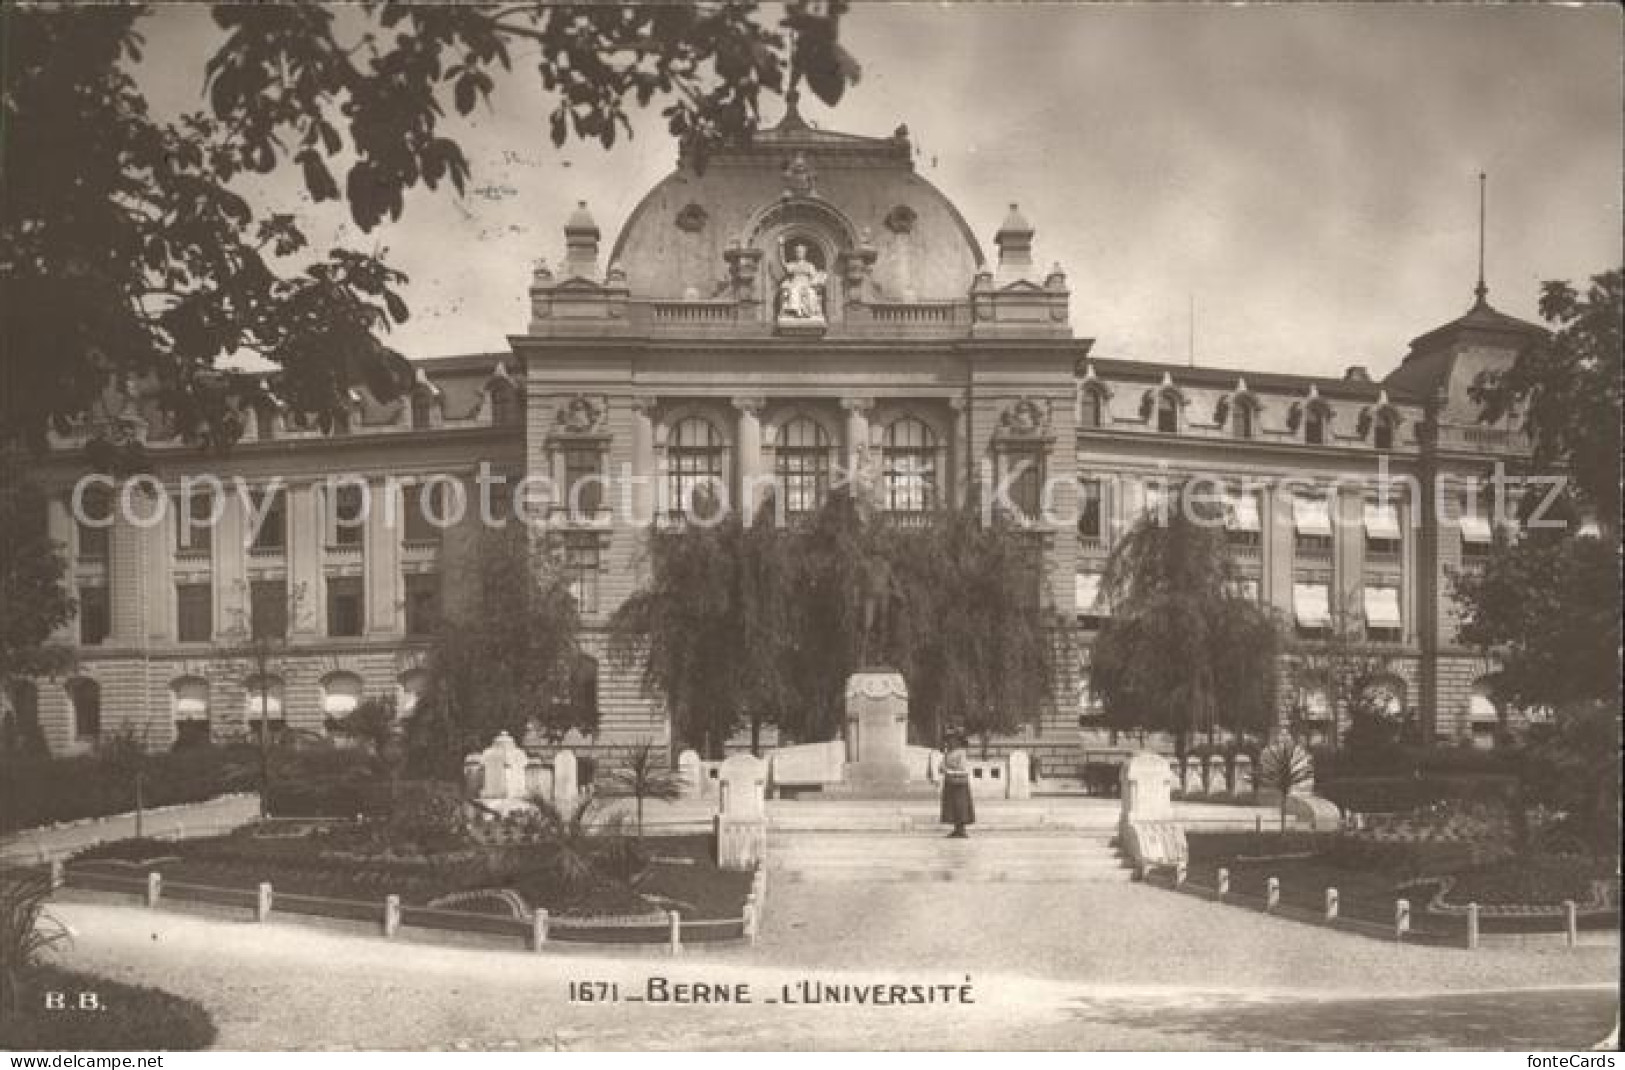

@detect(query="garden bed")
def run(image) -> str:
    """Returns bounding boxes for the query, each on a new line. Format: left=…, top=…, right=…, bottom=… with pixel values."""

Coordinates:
left=0, top=966, right=216, bottom=1051
left=1182, top=831, right=1619, bottom=940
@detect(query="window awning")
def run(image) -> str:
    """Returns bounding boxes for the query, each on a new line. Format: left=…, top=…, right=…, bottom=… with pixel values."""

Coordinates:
left=1292, top=496, right=1333, bottom=536
left=1459, top=513, right=1493, bottom=544
left=1075, top=572, right=1106, bottom=615
left=1227, top=492, right=1261, bottom=532
left=1363, top=501, right=1401, bottom=540
left=1363, top=586, right=1402, bottom=627
left=1468, top=690, right=1499, bottom=723
left=1292, top=582, right=1331, bottom=626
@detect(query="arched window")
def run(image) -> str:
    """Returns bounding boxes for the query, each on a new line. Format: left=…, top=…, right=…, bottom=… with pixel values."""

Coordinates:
left=774, top=417, right=832, bottom=519
left=243, top=674, right=285, bottom=733
left=666, top=416, right=727, bottom=520
left=66, top=677, right=101, bottom=741
left=489, top=380, right=521, bottom=426
left=882, top=417, right=939, bottom=517
left=1304, top=404, right=1329, bottom=445
left=320, top=671, right=364, bottom=719
left=1372, top=414, right=1395, bottom=451
left=1079, top=388, right=1106, bottom=430
left=1232, top=399, right=1256, bottom=440
left=171, top=677, right=211, bottom=750
left=1155, top=392, right=1179, bottom=434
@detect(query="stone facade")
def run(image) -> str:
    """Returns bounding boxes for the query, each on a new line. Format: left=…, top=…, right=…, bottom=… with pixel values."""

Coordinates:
left=17, top=106, right=1565, bottom=773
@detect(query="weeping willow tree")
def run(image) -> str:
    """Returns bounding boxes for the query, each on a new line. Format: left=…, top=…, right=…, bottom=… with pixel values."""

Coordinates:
left=610, top=490, right=1070, bottom=757
left=1090, top=481, right=1280, bottom=755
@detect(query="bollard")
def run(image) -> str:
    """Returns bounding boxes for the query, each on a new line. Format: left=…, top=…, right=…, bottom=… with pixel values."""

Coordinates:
left=668, top=910, right=682, bottom=956
left=1564, top=900, right=1578, bottom=947
left=1265, top=876, right=1279, bottom=913
left=1325, top=887, right=1339, bottom=922
left=256, top=882, right=273, bottom=922
left=1216, top=867, right=1229, bottom=899
left=1395, top=898, right=1410, bottom=942
left=1174, top=862, right=1187, bottom=887
left=531, top=909, right=549, bottom=952
left=49, top=859, right=64, bottom=892
left=383, top=894, right=401, bottom=939
left=1466, top=902, right=1480, bottom=950
left=743, top=896, right=758, bottom=945
left=1255, top=814, right=1262, bottom=835
left=146, top=871, right=162, bottom=907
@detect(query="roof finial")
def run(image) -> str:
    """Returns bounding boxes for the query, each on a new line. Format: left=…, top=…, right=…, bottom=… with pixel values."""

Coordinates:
left=1474, top=171, right=1489, bottom=305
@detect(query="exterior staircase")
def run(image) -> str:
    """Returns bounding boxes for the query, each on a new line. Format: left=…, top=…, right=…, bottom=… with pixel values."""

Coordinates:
left=765, top=798, right=1133, bottom=883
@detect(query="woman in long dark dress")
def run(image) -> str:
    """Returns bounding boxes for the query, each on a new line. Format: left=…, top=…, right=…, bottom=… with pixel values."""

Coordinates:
left=940, top=734, right=975, bottom=838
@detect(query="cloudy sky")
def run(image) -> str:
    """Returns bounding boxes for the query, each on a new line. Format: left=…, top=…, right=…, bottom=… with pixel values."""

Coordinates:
left=138, top=3, right=1621, bottom=379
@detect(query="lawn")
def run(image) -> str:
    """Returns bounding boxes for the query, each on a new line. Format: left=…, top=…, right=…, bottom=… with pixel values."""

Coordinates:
left=68, top=823, right=751, bottom=923
left=1181, top=832, right=1619, bottom=939
left=0, top=966, right=216, bottom=1051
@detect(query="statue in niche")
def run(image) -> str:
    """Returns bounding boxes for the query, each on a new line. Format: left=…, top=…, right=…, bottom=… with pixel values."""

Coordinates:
left=775, top=239, right=827, bottom=321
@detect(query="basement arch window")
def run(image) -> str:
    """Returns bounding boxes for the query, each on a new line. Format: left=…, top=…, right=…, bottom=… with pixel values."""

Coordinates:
left=67, top=677, right=101, bottom=741
left=320, top=672, right=364, bottom=719
left=243, top=675, right=285, bottom=735
left=171, top=676, right=211, bottom=749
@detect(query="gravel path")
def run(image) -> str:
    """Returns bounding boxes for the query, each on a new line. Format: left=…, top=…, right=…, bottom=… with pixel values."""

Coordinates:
left=41, top=879, right=1617, bottom=1050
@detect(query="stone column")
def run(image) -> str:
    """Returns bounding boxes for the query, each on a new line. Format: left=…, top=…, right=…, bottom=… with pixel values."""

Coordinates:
left=630, top=396, right=657, bottom=526
left=733, top=395, right=765, bottom=518
left=47, top=494, right=75, bottom=642
left=949, top=395, right=969, bottom=507
left=143, top=506, right=174, bottom=643
left=367, top=478, right=401, bottom=636
left=213, top=490, right=246, bottom=640
left=841, top=396, right=873, bottom=486
left=288, top=482, right=323, bottom=637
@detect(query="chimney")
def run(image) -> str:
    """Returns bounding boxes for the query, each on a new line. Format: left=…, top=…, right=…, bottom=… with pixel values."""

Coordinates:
left=994, top=203, right=1034, bottom=284
left=563, top=201, right=601, bottom=280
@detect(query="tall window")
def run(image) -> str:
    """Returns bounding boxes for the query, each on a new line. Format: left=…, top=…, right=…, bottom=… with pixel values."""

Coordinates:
left=666, top=417, right=726, bottom=520
left=326, top=577, right=364, bottom=637
left=404, top=573, right=440, bottom=636
left=1155, top=393, right=1179, bottom=433
left=563, top=536, right=601, bottom=612
left=67, top=678, right=101, bottom=740
left=402, top=483, right=443, bottom=544
left=249, top=487, right=287, bottom=553
left=1077, top=479, right=1103, bottom=541
left=250, top=579, right=288, bottom=640
left=563, top=447, right=604, bottom=518
left=1004, top=448, right=1044, bottom=521
left=176, top=582, right=212, bottom=643
left=1293, top=494, right=1333, bottom=557
left=1232, top=400, right=1255, bottom=440
left=490, top=380, right=521, bottom=426
left=332, top=484, right=365, bottom=547
left=1363, top=500, right=1401, bottom=559
left=76, top=487, right=112, bottom=561
left=78, top=586, right=110, bottom=646
left=775, top=417, right=832, bottom=519
left=1304, top=406, right=1328, bottom=445
left=1079, top=389, right=1105, bottom=430
left=174, top=490, right=214, bottom=554
left=882, top=417, right=939, bottom=516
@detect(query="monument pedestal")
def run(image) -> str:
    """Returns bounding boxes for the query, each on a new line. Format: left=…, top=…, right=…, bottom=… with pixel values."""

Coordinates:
left=839, top=669, right=911, bottom=794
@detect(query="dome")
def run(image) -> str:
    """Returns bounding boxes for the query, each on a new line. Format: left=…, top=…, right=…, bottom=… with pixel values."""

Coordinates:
left=607, top=110, right=986, bottom=304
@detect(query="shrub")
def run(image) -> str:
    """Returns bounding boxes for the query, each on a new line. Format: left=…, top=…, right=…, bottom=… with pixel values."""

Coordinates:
left=1442, top=855, right=1613, bottom=907
left=1319, top=774, right=1520, bottom=815
left=0, top=967, right=216, bottom=1050
left=1, top=872, right=69, bottom=1017
left=0, top=745, right=257, bottom=833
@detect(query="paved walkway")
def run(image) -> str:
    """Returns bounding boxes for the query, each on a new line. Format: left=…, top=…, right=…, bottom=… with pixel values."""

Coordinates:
left=44, top=875, right=1617, bottom=1050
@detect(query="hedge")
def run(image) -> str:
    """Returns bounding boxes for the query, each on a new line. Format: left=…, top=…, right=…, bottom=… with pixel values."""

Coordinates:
left=0, top=967, right=216, bottom=1050
left=0, top=745, right=257, bottom=833
left=1317, top=774, right=1521, bottom=815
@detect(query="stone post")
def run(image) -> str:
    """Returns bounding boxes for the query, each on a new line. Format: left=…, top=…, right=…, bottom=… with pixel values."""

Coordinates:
left=677, top=749, right=703, bottom=799
left=256, top=882, right=273, bottom=922
left=1216, top=867, right=1229, bottom=898
left=714, top=754, right=768, bottom=870
left=1007, top=750, right=1032, bottom=800
left=1565, top=900, right=1578, bottom=947
left=49, top=859, right=64, bottom=891
left=553, top=749, right=579, bottom=808
left=1395, top=898, right=1410, bottom=941
left=1325, top=887, right=1339, bottom=921
left=733, top=396, right=765, bottom=517
left=1265, top=876, right=1279, bottom=912
left=146, top=872, right=162, bottom=907
left=1466, top=903, right=1480, bottom=950
left=668, top=910, right=682, bottom=956
left=532, top=909, right=549, bottom=952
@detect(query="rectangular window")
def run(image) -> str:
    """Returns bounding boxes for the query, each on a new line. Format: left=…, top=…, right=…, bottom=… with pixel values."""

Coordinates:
left=1363, top=500, right=1402, bottom=559
left=563, top=447, right=604, bottom=518
left=1078, top=479, right=1103, bottom=541
left=1459, top=505, right=1494, bottom=562
left=76, top=489, right=112, bottom=562
left=564, top=537, right=601, bottom=612
left=176, top=583, right=212, bottom=643
left=404, top=573, right=440, bottom=636
left=174, top=491, right=214, bottom=555
left=332, top=484, right=365, bottom=548
left=249, top=488, right=287, bottom=553
left=1292, top=580, right=1331, bottom=638
left=1225, top=489, right=1262, bottom=549
left=326, top=576, right=364, bottom=637
left=249, top=579, right=288, bottom=641
left=402, top=483, right=443, bottom=545
left=78, top=586, right=110, bottom=646
left=1363, top=584, right=1403, bottom=643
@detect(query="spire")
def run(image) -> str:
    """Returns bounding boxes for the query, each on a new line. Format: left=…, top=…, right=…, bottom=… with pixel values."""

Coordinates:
left=994, top=203, right=1035, bottom=283
left=1474, top=171, right=1489, bottom=305
left=564, top=200, right=601, bottom=280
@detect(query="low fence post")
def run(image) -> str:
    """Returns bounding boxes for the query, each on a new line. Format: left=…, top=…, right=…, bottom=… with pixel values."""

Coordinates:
left=1174, top=861, right=1187, bottom=887
left=668, top=910, right=682, bottom=956
left=743, top=895, right=758, bottom=945
left=1466, top=902, right=1479, bottom=950
left=1216, top=867, right=1229, bottom=899
left=48, top=859, right=64, bottom=892
left=1324, top=887, right=1339, bottom=922
left=145, top=871, right=162, bottom=907
left=1395, top=898, right=1410, bottom=942
left=1265, top=876, right=1279, bottom=913
left=1564, top=900, right=1578, bottom=948
left=383, top=894, right=401, bottom=939
left=256, top=882, right=273, bottom=922
left=531, top=909, right=549, bottom=952
left=1254, top=814, right=1262, bottom=835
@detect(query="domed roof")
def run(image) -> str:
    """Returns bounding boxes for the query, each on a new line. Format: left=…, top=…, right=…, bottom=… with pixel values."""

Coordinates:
left=607, top=106, right=985, bottom=303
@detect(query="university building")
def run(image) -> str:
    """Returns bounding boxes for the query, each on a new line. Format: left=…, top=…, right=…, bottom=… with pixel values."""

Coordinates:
left=17, top=105, right=1564, bottom=774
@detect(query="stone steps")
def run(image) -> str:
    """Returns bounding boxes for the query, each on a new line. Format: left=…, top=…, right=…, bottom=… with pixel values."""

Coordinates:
left=769, top=830, right=1134, bottom=883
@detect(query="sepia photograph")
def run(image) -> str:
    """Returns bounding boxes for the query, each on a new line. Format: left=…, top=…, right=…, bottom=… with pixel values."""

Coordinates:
left=0, top=0, right=1620, bottom=1055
